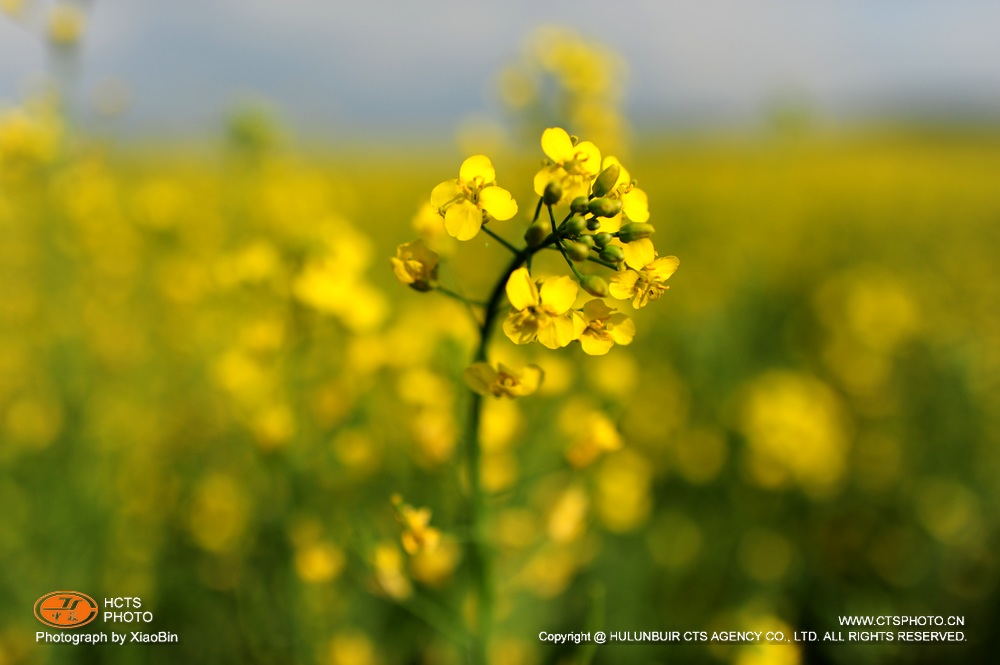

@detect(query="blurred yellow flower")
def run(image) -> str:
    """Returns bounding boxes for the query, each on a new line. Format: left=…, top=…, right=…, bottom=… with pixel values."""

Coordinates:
left=594, top=450, right=652, bottom=532
left=739, top=371, right=849, bottom=496
left=0, top=106, right=61, bottom=166
left=373, top=542, right=412, bottom=601
left=559, top=399, right=623, bottom=468
left=430, top=155, right=517, bottom=240
left=577, top=299, right=635, bottom=355
left=503, top=267, right=584, bottom=349
left=390, top=239, right=439, bottom=291
left=294, top=541, right=346, bottom=584
left=392, top=495, right=441, bottom=555
left=410, top=534, right=462, bottom=587
left=1, top=0, right=25, bottom=17
left=533, top=127, right=601, bottom=203
left=411, top=200, right=456, bottom=256
left=463, top=361, right=543, bottom=399
left=547, top=486, right=588, bottom=543
left=327, top=631, right=379, bottom=665
left=48, top=4, right=84, bottom=46
left=608, top=238, right=679, bottom=308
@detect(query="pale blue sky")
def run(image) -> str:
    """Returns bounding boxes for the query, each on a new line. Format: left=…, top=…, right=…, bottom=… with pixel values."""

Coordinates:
left=2, top=0, right=999, bottom=138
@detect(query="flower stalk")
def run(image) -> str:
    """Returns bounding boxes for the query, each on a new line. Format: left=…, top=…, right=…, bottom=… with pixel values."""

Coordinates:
left=390, top=127, right=678, bottom=664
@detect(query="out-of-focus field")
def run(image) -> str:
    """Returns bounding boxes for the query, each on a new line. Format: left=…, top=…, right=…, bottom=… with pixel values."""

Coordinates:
left=1, top=107, right=999, bottom=664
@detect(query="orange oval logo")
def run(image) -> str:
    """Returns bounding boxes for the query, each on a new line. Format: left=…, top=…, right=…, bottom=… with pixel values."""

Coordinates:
left=33, top=591, right=99, bottom=629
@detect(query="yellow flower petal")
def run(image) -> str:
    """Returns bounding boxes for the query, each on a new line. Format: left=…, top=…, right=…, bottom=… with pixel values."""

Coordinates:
left=580, top=334, right=614, bottom=356
left=505, top=267, right=539, bottom=311
left=621, top=188, right=649, bottom=223
left=479, top=186, right=518, bottom=221
left=597, top=214, right=622, bottom=234
left=537, top=314, right=579, bottom=349
left=539, top=276, right=579, bottom=315
left=463, top=362, right=498, bottom=396
left=444, top=200, right=482, bottom=241
left=572, top=141, right=602, bottom=177
left=459, top=155, right=496, bottom=184
left=518, top=365, right=544, bottom=395
left=582, top=298, right=614, bottom=321
left=623, top=238, right=655, bottom=270
left=503, top=312, right=538, bottom=345
left=648, top=255, right=680, bottom=281
left=541, top=127, right=574, bottom=163
left=533, top=167, right=557, bottom=197
left=430, top=180, right=461, bottom=210
left=608, top=314, right=636, bottom=344
left=608, top=270, right=640, bottom=301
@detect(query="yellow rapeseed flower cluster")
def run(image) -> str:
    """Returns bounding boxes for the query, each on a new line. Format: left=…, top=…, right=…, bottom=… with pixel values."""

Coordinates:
left=392, top=126, right=678, bottom=393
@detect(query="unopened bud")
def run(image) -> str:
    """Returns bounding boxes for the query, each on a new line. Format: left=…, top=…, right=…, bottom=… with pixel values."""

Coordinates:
left=578, top=234, right=596, bottom=249
left=570, top=196, right=590, bottom=214
left=593, top=232, right=613, bottom=248
left=524, top=221, right=549, bottom=248
left=586, top=217, right=602, bottom=232
left=618, top=222, right=656, bottom=243
left=565, top=241, right=591, bottom=262
left=587, top=197, right=622, bottom=218
left=580, top=275, right=609, bottom=297
left=591, top=163, right=620, bottom=198
left=543, top=181, right=563, bottom=206
left=599, top=245, right=625, bottom=264
left=560, top=215, right=587, bottom=237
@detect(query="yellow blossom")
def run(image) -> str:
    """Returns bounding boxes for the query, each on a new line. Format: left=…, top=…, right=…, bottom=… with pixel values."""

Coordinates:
left=48, top=4, right=84, bottom=46
left=502, top=267, right=585, bottom=349
left=463, top=362, right=543, bottom=399
left=390, top=239, right=439, bottom=291
left=533, top=127, right=601, bottom=203
left=1, top=0, right=24, bottom=17
left=608, top=238, right=679, bottom=308
left=430, top=155, right=517, bottom=240
left=373, top=543, right=412, bottom=600
left=392, top=495, right=441, bottom=555
left=576, top=299, right=635, bottom=355
left=559, top=400, right=623, bottom=468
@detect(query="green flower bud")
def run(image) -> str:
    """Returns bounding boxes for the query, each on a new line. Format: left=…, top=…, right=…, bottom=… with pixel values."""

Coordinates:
left=618, top=222, right=656, bottom=243
left=570, top=196, right=590, bottom=214
left=586, top=217, right=602, bottom=232
left=593, top=232, right=613, bottom=248
left=578, top=234, right=596, bottom=249
left=565, top=240, right=591, bottom=262
left=587, top=197, right=623, bottom=218
left=580, top=275, right=610, bottom=297
left=560, top=215, right=587, bottom=237
left=599, top=245, right=625, bottom=263
left=524, top=220, right=549, bottom=248
left=543, top=181, right=563, bottom=206
left=591, top=163, right=620, bottom=198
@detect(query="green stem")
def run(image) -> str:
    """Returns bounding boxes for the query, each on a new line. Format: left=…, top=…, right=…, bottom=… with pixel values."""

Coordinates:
left=547, top=204, right=586, bottom=281
left=481, top=226, right=519, bottom=254
left=540, top=246, right=620, bottom=271
left=436, top=286, right=486, bottom=307
left=463, top=231, right=559, bottom=664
